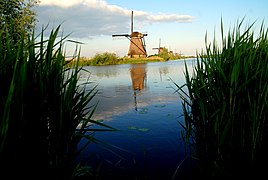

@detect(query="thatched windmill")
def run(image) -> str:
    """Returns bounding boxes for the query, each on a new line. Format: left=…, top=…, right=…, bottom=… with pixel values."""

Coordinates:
left=112, top=11, right=148, bottom=58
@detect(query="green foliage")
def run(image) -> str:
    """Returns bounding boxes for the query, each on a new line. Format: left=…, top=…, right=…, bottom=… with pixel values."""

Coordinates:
left=158, top=47, right=170, bottom=61
left=157, top=47, right=183, bottom=60
left=91, top=52, right=121, bottom=65
left=0, top=0, right=39, bottom=42
left=176, top=19, right=268, bottom=178
left=68, top=55, right=173, bottom=67
left=0, top=24, right=115, bottom=179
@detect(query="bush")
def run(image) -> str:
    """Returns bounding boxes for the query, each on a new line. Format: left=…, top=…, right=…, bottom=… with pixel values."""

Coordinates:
left=91, top=52, right=121, bottom=65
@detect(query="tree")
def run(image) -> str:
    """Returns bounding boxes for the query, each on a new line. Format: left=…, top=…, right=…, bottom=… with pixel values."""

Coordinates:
left=0, top=0, right=39, bottom=42
left=159, top=47, right=170, bottom=61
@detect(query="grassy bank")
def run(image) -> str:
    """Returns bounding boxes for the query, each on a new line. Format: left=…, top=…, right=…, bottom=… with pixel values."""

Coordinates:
left=176, top=19, right=268, bottom=178
left=66, top=53, right=193, bottom=67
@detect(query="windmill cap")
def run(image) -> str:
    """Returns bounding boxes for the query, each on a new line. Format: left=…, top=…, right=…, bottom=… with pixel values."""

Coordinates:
left=130, top=32, right=147, bottom=37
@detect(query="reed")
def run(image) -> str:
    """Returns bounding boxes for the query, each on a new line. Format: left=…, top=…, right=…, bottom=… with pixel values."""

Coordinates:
left=0, top=24, right=115, bottom=179
left=175, top=19, right=268, bottom=178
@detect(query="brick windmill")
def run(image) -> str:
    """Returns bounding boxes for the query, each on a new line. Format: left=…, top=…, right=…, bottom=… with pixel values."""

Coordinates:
left=112, top=11, right=148, bottom=58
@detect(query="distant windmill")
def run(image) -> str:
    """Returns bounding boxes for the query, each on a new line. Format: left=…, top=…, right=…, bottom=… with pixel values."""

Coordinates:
left=112, top=11, right=148, bottom=58
left=152, top=38, right=161, bottom=54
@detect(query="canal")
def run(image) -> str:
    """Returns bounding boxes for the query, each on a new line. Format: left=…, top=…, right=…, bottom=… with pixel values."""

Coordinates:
left=77, top=58, right=197, bottom=180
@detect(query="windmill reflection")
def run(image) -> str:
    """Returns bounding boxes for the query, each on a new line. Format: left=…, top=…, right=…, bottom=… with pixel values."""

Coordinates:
left=130, top=63, right=147, bottom=111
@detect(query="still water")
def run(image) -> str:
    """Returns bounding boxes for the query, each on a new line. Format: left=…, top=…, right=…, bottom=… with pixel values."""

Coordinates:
left=77, top=58, right=197, bottom=180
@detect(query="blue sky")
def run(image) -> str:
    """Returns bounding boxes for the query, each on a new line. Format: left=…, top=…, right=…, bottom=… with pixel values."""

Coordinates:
left=36, top=0, right=268, bottom=57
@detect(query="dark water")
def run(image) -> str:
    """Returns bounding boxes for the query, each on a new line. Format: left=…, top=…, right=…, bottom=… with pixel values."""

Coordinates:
left=77, top=59, right=197, bottom=180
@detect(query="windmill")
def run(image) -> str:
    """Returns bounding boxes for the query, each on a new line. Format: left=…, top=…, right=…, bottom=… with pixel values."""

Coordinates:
left=112, top=11, right=148, bottom=58
left=152, top=38, right=162, bottom=54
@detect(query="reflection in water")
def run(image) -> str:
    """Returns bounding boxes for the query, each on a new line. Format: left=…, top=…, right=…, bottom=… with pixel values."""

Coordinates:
left=159, top=66, right=169, bottom=81
left=130, top=63, right=147, bottom=90
left=77, top=59, right=198, bottom=180
left=130, top=63, right=147, bottom=111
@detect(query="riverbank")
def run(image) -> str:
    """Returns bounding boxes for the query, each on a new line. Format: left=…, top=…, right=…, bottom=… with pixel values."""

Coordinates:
left=66, top=54, right=195, bottom=66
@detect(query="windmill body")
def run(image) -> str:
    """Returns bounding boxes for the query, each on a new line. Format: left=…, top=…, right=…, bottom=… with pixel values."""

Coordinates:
left=112, top=11, right=147, bottom=58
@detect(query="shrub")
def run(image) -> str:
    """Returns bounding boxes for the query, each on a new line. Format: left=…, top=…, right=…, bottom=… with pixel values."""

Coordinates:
left=91, top=52, right=121, bottom=65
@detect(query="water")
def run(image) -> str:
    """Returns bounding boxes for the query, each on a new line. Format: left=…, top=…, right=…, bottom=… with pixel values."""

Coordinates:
left=77, top=58, right=197, bottom=180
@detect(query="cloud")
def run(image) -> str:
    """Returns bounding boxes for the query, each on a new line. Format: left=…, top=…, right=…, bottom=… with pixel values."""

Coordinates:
left=36, top=0, right=195, bottom=38
left=39, top=0, right=83, bottom=8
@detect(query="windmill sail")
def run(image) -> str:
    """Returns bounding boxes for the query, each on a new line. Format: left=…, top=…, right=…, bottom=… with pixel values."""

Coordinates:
left=112, top=11, right=147, bottom=58
left=131, top=10, right=133, bottom=34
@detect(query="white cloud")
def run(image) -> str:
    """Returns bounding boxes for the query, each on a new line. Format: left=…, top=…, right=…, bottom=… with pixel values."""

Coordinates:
left=36, top=0, right=195, bottom=39
left=39, top=0, right=79, bottom=7
left=39, top=0, right=108, bottom=8
left=147, top=14, right=194, bottom=23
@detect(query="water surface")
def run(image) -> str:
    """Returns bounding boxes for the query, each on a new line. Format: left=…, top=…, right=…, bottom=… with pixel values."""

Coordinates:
left=77, top=58, right=197, bottom=179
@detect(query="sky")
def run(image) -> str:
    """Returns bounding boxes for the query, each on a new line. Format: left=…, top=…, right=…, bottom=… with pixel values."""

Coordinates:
left=35, top=0, right=268, bottom=57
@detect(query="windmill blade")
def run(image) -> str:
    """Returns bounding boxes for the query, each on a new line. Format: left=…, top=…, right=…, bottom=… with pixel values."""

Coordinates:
left=141, top=31, right=148, bottom=36
left=112, top=34, right=130, bottom=37
left=111, top=10, right=148, bottom=57
left=126, top=36, right=146, bottom=54
left=142, top=36, right=147, bottom=55
left=131, top=11, right=133, bottom=34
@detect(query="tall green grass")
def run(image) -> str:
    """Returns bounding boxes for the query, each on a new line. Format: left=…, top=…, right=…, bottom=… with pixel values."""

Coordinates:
left=0, top=24, right=115, bottom=179
left=176, top=19, right=268, bottom=178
